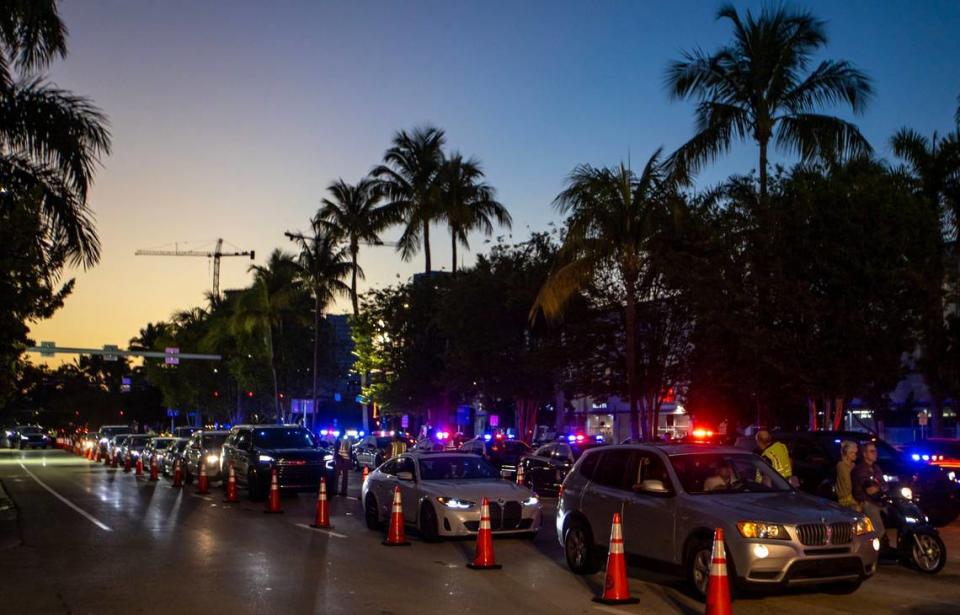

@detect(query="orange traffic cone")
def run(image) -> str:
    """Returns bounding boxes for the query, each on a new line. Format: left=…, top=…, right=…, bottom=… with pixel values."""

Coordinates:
left=223, top=463, right=239, bottom=503
left=362, top=465, right=369, bottom=482
left=264, top=467, right=283, bottom=513
left=111, top=453, right=118, bottom=468
left=382, top=486, right=410, bottom=546
left=467, top=497, right=501, bottom=569
left=123, top=455, right=132, bottom=473
left=310, top=477, right=333, bottom=529
left=706, top=528, right=732, bottom=615
left=516, top=463, right=525, bottom=486
left=196, top=459, right=209, bottom=495
left=149, top=456, right=159, bottom=481
left=593, top=513, right=638, bottom=605
left=135, top=457, right=144, bottom=475
left=172, top=459, right=183, bottom=488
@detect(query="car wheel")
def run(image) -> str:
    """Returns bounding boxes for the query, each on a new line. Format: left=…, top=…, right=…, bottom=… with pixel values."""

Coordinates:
left=563, top=518, right=600, bottom=575
left=419, top=503, right=440, bottom=542
left=365, top=494, right=383, bottom=531
left=687, top=537, right=713, bottom=601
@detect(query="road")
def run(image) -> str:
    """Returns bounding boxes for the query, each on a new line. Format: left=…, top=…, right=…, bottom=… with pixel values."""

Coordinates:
left=1, top=448, right=958, bottom=615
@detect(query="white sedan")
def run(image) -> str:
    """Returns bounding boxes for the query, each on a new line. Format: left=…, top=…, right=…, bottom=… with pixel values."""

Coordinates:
left=361, top=451, right=542, bottom=540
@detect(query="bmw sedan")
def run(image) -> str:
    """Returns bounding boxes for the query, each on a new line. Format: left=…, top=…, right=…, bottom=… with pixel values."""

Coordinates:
left=558, top=444, right=879, bottom=599
left=362, top=451, right=542, bottom=541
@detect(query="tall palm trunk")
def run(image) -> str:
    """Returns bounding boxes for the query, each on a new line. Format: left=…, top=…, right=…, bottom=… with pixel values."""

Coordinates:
left=451, top=230, right=458, bottom=274
left=423, top=218, right=431, bottom=273
left=758, top=139, right=769, bottom=199
left=350, top=241, right=359, bottom=315
left=312, top=293, right=320, bottom=431
left=265, top=327, right=280, bottom=421
left=624, top=283, right=643, bottom=441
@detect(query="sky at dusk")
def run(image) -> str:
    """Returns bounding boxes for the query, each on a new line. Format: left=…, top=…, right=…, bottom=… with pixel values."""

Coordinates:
left=31, top=0, right=960, bottom=365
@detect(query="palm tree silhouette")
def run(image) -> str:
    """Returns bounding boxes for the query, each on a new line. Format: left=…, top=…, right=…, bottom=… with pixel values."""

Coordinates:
left=0, top=1, right=111, bottom=267
left=437, top=152, right=511, bottom=273
left=373, top=125, right=446, bottom=273
left=532, top=150, right=671, bottom=441
left=317, top=177, right=391, bottom=315
left=665, top=4, right=872, bottom=197
left=288, top=222, right=352, bottom=427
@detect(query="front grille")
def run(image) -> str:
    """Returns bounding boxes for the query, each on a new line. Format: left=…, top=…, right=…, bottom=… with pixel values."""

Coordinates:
left=786, top=557, right=863, bottom=580
left=796, top=522, right=852, bottom=546
left=277, top=464, right=322, bottom=486
left=487, top=502, right=502, bottom=530
left=464, top=518, right=533, bottom=532
left=502, top=501, right=523, bottom=529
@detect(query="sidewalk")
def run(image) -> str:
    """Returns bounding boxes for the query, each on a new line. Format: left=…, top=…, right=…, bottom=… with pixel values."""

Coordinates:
left=0, top=478, right=20, bottom=550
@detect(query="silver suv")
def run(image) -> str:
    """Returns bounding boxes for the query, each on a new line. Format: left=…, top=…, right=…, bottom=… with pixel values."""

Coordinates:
left=557, top=444, right=879, bottom=598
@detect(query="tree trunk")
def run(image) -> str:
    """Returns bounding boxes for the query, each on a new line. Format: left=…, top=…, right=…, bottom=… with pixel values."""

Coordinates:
left=451, top=230, right=457, bottom=274
left=312, top=294, right=320, bottom=433
left=930, top=395, right=943, bottom=438
left=759, top=139, right=769, bottom=200
left=624, top=289, right=643, bottom=441
left=807, top=397, right=817, bottom=431
left=350, top=242, right=359, bottom=316
left=423, top=218, right=431, bottom=273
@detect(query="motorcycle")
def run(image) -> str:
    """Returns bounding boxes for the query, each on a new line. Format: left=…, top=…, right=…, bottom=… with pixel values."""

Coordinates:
left=879, top=493, right=946, bottom=574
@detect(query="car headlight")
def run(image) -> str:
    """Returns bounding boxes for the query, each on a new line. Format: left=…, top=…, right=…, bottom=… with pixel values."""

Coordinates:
left=736, top=521, right=789, bottom=540
left=323, top=454, right=333, bottom=461
left=949, top=471, right=956, bottom=482
left=100, top=437, right=108, bottom=444
left=130, top=450, right=140, bottom=457
left=522, top=496, right=539, bottom=507
left=437, top=497, right=475, bottom=509
left=900, top=486, right=913, bottom=500
left=206, top=454, right=219, bottom=464
left=20, top=435, right=28, bottom=440
left=882, top=474, right=897, bottom=483
left=853, top=516, right=874, bottom=536
left=258, top=454, right=274, bottom=463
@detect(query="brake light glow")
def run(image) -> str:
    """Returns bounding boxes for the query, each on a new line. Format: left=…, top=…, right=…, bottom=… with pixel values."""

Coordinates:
left=692, top=428, right=713, bottom=439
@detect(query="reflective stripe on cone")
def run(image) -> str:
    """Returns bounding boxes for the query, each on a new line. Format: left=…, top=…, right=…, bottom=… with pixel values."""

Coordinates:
left=467, top=497, right=501, bottom=569
left=593, top=512, right=638, bottom=605
left=382, top=486, right=410, bottom=546
left=706, top=528, right=732, bottom=615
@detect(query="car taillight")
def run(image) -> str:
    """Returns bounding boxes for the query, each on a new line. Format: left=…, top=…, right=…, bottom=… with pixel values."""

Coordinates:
left=558, top=485, right=564, bottom=499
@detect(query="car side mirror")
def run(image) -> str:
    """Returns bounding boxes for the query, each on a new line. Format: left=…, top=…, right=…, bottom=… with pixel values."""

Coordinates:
left=396, top=471, right=414, bottom=481
left=633, top=479, right=671, bottom=495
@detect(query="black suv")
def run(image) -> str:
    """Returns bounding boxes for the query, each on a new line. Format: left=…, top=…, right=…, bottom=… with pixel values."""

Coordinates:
left=220, top=424, right=332, bottom=499
left=742, top=430, right=960, bottom=527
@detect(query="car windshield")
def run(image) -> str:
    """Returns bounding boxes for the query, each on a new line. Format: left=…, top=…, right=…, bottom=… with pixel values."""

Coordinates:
left=19, top=426, right=43, bottom=434
left=490, top=441, right=529, bottom=455
left=670, top=452, right=792, bottom=494
left=202, top=434, right=227, bottom=448
left=418, top=456, right=501, bottom=480
left=571, top=443, right=605, bottom=458
left=175, top=440, right=189, bottom=451
left=253, top=428, right=317, bottom=449
left=100, top=427, right=128, bottom=437
left=153, top=439, right=174, bottom=449
left=128, top=436, right=151, bottom=447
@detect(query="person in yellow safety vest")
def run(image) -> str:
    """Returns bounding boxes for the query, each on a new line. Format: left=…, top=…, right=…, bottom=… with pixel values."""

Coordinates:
left=755, top=429, right=793, bottom=480
left=389, top=433, right=407, bottom=459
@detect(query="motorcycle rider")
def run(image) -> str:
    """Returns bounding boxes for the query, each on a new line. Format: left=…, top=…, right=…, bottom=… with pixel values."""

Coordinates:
left=853, top=441, right=886, bottom=540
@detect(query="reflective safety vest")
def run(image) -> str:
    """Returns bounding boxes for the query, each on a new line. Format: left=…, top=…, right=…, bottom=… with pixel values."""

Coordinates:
left=390, top=440, right=407, bottom=458
left=762, top=441, right=793, bottom=479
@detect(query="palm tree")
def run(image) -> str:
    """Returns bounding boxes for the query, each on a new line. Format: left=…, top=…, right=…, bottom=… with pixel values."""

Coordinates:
left=0, top=1, right=111, bottom=268
left=287, top=222, right=352, bottom=429
left=438, top=153, right=512, bottom=273
left=317, top=177, right=392, bottom=315
left=233, top=250, right=301, bottom=420
left=665, top=4, right=872, bottom=197
left=891, top=128, right=960, bottom=223
left=373, top=125, right=446, bottom=273
left=531, top=150, right=670, bottom=441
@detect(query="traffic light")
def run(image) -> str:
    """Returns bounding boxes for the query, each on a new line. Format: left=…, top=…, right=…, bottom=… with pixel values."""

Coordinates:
left=246, top=391, right=254, bottom=398
left=213, top=390, right=220, bottom=399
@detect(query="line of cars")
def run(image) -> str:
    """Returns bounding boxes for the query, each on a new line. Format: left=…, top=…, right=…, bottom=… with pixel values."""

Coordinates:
left=1, top=424, right=53, bottom=449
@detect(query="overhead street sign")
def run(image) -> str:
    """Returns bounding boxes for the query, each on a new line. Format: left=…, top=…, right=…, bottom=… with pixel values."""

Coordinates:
left=165, top=347, right=180, bottom=365
left=103, top=345, right=119, bottom=361
left=40, top=341, right=55, bottom=357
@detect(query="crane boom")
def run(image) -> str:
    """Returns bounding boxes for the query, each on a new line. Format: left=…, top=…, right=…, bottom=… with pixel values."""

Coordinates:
left=135, top=238, right=254, bottom=297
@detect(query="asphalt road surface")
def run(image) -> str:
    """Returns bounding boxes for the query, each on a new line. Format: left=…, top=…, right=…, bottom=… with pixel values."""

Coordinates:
left=1, top=448, right=958, bottom=614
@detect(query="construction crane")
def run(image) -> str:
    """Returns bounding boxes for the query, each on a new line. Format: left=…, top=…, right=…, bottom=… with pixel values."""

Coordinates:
left=135, top=238, right=255, bottom=297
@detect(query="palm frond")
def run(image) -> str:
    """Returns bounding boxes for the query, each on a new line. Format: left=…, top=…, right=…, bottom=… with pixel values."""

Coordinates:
left=775, top=113, right=872, bottom=162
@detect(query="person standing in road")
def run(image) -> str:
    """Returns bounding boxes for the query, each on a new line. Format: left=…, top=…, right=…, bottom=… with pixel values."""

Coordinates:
left=853, top=441, right=886, bottom=538
left=334, top=437, right=351, bottom=496
left=389, top=432, right=407, bottom=459
left=755, top=429, right=793, bottom=480
left=835, top=440, right=859, bottom=510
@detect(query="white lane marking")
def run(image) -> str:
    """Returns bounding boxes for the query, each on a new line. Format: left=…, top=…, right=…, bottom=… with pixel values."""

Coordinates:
left=18, top=463, right=112, bottom=531
left=294, top=523, right=348, bottom=538
left=593, top=606, right=637, bottom=615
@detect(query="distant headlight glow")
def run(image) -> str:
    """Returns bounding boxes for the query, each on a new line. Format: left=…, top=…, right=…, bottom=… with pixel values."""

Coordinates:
left=258, top=454, right=274, bottom=463
left=205, top=454, right=219, bottom=464
left=900, top=487, right=913, bottom=500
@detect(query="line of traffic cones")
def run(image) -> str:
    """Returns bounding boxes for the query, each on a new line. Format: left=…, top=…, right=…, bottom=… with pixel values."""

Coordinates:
left=223, top=463, right=239, bottom=503
left=135, top=456, right=144, bottom=476
left=515, top=464, right=525, bottom=486
left=310, top=477, right=332, bottom=529
left=467, top=497, right=501, bottom=569
left=196, top=459, right=209, bottom=495
left=706, top=528, right=732, bottom=615
left=123, top=455, right=132, bottom=473
left=264, top=467, right=283, bottom=514
left=149, top=456, right=159, bottom=481
left=593, top=513, right=638, bottom=605
left=382, top=486, right=410, bottom=546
